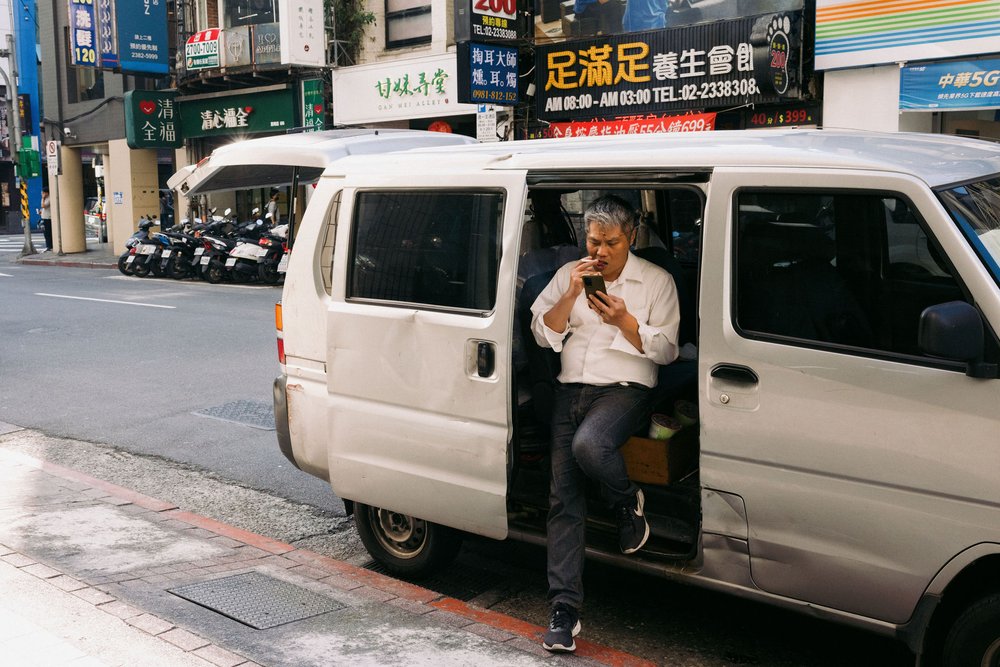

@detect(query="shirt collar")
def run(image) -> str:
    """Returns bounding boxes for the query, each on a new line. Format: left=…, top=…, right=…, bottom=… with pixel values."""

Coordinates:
left=616, top=252, right=643, bottom=283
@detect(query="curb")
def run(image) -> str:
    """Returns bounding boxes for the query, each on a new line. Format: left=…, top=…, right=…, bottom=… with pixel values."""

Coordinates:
left=18, top=257, right=117, bottom=269
left=0, top=449, right=655, bottom=667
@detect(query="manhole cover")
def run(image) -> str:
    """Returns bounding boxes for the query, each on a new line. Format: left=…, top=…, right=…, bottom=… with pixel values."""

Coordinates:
left=193, top=400, right=275, bottom=430
left=363, top=561, right=506, bottom=602
left=169, top=572, right=343, bottom=629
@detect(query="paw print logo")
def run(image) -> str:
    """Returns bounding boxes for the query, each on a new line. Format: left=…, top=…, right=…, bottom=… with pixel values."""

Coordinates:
left=751, top=13, right=795, bottom=96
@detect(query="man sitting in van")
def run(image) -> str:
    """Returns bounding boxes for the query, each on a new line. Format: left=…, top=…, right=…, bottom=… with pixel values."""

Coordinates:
left=530, top=194, right=680, bottom=653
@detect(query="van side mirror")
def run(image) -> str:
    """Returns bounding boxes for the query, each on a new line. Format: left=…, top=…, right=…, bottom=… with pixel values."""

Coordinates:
left=919, top=301, right=998, bottom=379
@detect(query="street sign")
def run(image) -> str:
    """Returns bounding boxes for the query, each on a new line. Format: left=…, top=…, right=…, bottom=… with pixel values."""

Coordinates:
left=46, top=140, right=60, bottom=177
left=476, top=104, right=498, bottom=142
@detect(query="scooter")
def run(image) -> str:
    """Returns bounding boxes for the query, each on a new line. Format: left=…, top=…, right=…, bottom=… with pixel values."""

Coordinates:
left=118, top=217, right=157, bottom=276
left=256, top=221, right=289, bottom=285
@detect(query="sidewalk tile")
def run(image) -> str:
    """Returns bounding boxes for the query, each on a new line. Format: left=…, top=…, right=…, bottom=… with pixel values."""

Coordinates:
left=22, top=563, right=62, bottom=579
left=193, top=644, right=247, bottom=667
left=387, top=597, right=434, bottom=615
left=465, top=622, right=517, bottom=643
left=98, top=600, right=143, bottom=620
left=1, top=553, right=35, bottom=568
left=506, top=636, right=556, bottom=659
left=160, top=628, right=211, bottom=651
left=286, top=564, right=328, bottom=580
left=48, top=575, right=88, bottom=592
left=72, top=587, right=116, bottom=605
left=205, top=536, right=245, bottom=549
left=319, top=574, right=364, bottom=591
left=346, top=585, right=396, bottom=604
left=125, top=613, right=175, bottom=636
left=0, top=543, right=14, bottom=556
left=424, top=609, right=477, bottom=628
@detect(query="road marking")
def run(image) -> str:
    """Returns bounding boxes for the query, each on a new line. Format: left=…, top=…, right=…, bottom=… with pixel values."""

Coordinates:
left=103, top=275, right=276, bottom=289
left=0, top=272, right=12, bottom=277
left=34, top=293, right=176, bottom=309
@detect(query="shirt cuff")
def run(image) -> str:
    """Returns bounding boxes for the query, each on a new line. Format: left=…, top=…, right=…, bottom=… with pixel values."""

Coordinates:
left=539, top=321, right=571, bottom=352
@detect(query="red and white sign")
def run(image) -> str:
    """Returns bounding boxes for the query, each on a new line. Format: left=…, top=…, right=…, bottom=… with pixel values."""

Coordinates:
left=186, top=29, right=222, bottom=70
left=473, top=0, right=517, bottom=21
left=547, top=112, right=717, bottom=138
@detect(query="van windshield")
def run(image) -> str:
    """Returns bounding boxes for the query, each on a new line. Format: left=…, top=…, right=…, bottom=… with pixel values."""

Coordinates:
left=939, top=175, right=1000, bottom=286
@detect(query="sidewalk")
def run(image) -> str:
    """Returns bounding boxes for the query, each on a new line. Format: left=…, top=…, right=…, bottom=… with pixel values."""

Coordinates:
left=0, top=425, right=651, bottom=667
left=14, top=244, right=119, bottom=270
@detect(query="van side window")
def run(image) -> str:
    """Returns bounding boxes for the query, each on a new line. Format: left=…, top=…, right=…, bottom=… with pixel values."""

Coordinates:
left=736, top=190, right=971, bottom=362
left=348, top=190, right=504, bottom=311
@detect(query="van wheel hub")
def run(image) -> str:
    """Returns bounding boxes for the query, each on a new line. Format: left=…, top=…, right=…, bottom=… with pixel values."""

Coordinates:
left=371, top=508, right=427, bottom=559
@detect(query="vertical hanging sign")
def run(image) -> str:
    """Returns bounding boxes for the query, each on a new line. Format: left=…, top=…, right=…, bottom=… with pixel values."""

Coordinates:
left=95, top=0, right=118, bottom=68
left=278, top=0, right=326, bottom=67
left=301, top=78, right=325, bottom=132
left=69, top=0, right=98, bottom=67
left=116, top=0, right=170, bottom=74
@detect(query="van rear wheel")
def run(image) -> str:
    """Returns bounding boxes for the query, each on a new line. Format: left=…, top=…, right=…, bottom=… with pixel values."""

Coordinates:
left=943, top=592, right=1000, bottom=667
left=354, top=503, right=461, bottom=578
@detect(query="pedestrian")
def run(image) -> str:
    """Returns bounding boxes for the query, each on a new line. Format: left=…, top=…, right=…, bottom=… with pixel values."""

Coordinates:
left=529, top=194, right=680, bottom=653
left=39, top=187, right=52, bottom=251
left=266, top=188, right=281, bottom=225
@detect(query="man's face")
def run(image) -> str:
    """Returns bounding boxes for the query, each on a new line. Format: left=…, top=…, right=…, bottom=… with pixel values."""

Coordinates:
left=585, top=222, right=633, bottom=278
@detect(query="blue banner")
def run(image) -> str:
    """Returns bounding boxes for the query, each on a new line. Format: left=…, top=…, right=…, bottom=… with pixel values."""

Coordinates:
left=457, top=42, right=519, bottom=105
left=116, top=0, right=169, bottom=74
left=96, top=0, right=118, bottom=68
left=68, top=0, right=98, bottom=67
left=900, top=59, right=1000, bottom=110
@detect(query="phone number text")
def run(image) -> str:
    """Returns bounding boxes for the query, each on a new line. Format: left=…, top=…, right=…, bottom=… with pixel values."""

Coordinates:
left=544, top=78, right=760, bottom=112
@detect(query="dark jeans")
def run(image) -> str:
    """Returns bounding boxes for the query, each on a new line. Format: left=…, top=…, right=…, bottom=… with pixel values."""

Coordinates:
left=547, top=382, right=649, bottom=609
left=41, top=219, right=52, bottom=250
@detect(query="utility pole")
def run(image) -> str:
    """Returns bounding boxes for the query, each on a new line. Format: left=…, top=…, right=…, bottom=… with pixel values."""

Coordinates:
left=1, top=30, right=34, bottom=255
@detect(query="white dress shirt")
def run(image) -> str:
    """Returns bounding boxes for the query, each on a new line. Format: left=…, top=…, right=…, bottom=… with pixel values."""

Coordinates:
left=530, top=253, right=680, bottom=388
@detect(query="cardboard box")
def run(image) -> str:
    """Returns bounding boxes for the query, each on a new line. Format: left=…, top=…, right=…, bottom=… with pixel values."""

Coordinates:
left=621, top=429, right=697, bottom=485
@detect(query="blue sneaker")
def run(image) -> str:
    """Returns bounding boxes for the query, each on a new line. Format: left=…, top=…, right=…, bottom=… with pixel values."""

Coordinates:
left=618, top=489, right=650, bottom=554
left=542, top=602, right=581, bottom=652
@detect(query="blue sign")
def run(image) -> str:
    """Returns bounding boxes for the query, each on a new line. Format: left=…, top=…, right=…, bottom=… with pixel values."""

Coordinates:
left=68, top=0, right=98, bottom=67
left=116, top=0, right=169, bottom=74
left=901, top=59, right=1000, bottom=110
left=96, top=0, right=119, bottom=68
left=457, top=42, right=519, bottom=106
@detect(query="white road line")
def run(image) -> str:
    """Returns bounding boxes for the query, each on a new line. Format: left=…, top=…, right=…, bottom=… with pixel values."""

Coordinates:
left=103, top=275, right=276, bottom=289
left=0, top=272, right=12, bottom=277
left=34, top=293, right=176, bottom=309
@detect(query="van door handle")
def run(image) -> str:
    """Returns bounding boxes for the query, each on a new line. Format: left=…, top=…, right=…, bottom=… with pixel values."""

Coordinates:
left=477, top=341, right=495, bottom=378
left=710, top=364, right=759, bottom=385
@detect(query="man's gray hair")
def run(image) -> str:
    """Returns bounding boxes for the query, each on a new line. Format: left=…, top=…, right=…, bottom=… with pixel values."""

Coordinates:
left=583, top=194, right=638, bottom=237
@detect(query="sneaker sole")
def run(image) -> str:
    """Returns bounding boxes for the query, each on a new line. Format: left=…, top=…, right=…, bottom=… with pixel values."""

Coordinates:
left=622, top=490, right=649, bottom=555
left=542, top=620, right=582, bottom=653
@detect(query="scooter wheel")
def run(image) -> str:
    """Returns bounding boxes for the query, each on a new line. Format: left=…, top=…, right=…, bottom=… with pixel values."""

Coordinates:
left=258, top=261, right=280, bottom=285
left=203, top=259, right=226, bottom=284
left=132, top=260, right=151, bottom=277
left=150, top=258, right=166, bottom=278
left=117, top=253, right=134, bottom=276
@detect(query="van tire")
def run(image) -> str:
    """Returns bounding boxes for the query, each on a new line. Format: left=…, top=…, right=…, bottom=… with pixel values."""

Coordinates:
left=942, top=592, right=1000, bottom=667
left=354, top=503, right=462, bottom=578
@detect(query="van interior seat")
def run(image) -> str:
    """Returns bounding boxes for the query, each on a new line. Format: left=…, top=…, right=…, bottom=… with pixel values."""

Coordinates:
left=739, top=221, right=874, bottom=347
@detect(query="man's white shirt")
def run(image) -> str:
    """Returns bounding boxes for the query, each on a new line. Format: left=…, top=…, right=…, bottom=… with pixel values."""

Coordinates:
left=530, top=253, right=680, bottom=388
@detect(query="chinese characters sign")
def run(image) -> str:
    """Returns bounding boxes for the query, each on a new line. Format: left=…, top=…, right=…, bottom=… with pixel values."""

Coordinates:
left=536, top=12, right=800, bottom=122
left=69, top=0, right=98, bottom=67
left=301, top=78, right=326, bottom=131
left=116, top=0, right=169, bottom=74
left=900, top=59, right=1000, bottom=111
left=455, top=0, right=519, bottom=45
left=96, top=0, right=118, bottom=68
left=186, top=29, right=221, bottom=71
left=546, top=111, right=716, bottom=138
left=179, top=89, right=295, bottom=138
left=124, top=90, right=181, bottom=149
left=457, top=42, right=519, bottom=105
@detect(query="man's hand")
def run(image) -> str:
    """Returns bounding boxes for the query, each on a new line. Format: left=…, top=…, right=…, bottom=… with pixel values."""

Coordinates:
left=543, top=258, right=602, bottom=334
left=589, top=292, right=643, bottom=353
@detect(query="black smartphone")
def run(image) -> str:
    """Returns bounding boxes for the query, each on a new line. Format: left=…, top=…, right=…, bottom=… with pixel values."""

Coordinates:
left=582, top=274, right=607, bottom=301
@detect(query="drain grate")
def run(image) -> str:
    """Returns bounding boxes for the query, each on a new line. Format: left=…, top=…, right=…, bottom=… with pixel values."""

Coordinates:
left=193, top=400, right=275, bottom=431
left=362, top=561, right=506, bottom=602
left=169, top=572, right=343, bottom=629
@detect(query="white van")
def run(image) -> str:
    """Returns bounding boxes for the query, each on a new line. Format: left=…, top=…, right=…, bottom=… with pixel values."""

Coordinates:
left=192, top=129, right=1000, bottom=665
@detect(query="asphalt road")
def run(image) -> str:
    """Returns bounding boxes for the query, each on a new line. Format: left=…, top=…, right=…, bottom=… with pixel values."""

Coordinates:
left=0, top=256, right=916, bottom=666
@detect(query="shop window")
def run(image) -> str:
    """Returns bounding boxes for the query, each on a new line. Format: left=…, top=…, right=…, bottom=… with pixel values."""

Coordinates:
left=385, top=0, right=432, bottom=48
left=349, top=190, right=504, bottom=311
left=735, top=190, right=970, bottom=362
left=225, top=0, right=277, bottom=26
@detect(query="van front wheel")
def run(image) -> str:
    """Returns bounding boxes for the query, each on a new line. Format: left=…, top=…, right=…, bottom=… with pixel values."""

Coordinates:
left=354, top=503, right=462, bottom=578
left=943, top=592, right=1000, bottom=667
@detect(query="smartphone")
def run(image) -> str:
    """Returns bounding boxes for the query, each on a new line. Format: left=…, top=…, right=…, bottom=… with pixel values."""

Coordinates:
left=582, top=273, right=607, bottom=301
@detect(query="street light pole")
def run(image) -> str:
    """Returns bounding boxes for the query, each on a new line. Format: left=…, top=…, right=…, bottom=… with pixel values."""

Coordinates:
left=1, top=31, right=34, bottom=255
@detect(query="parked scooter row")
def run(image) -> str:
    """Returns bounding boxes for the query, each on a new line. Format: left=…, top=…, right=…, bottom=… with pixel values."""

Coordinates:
left=117, top=209, right=289, bottom=285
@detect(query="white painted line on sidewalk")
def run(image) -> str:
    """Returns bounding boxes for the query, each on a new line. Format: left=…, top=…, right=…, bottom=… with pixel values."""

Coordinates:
left=34, top=293, right=176, bottom=309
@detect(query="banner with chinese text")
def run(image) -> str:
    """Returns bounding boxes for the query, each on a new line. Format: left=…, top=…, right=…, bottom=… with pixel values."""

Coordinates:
left=116, top=0, right=170, bottom=74
left=124, top=90, right=182, bottom=149
left=536, top=12, right=801, bottom=122
left=546, top=111, right=716, bottom=138
left=69, top=0, right=98, bottom=67
left=179, top=88, right=295, bottom=138
left=900, top=59, right=1000, bottom=111
left=457, top=42, right=519, bottom=105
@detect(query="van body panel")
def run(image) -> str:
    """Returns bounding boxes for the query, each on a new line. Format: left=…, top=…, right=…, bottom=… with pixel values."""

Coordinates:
left=319, top=174, right=528, bottom=539
left=700, top=167, right=1000, bottom=624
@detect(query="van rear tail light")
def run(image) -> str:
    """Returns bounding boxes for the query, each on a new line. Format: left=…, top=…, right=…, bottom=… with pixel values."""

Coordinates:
left=275, top=302, right=285, bottom=365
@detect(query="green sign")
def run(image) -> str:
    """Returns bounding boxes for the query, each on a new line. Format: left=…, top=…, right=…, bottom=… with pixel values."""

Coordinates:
left=124, top=90, right=183, bottom=149
left=301, top=79, right=326, bottom=132
left=179, top=89, right=296, bottom=139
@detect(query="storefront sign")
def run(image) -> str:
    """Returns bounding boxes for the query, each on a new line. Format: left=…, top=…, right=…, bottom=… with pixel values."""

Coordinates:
left=745, top=104, right=819, bottom=128
left=301, top=78, right=325, bottom=131
left=546, top=111, right=716, bottom=138
left=536, top=12, right=800, bottom=122
left=253, top=24, right=282, bottom=64
left=279, top=0, right=325, bottom=67
left=96, top=0, right=118, bottom=68
left=186, top=29, right=221, bottom=71
left=816, top=0, right=1000, bottom=71
left=221, top=27, right=252, bottom=68
left=179, top=88, right=295, bottom=138
left=124, top=90, right=182, bottom=149
left=69, top=0, right=98, bottom=67
left=901, top=59, right=1000, bottom=111
left=477, top=104, right=498, bottom=142
left=332, top=54, right=478, bottom=124
left=116, top=0, right=169, bottom=74
left=457, top=42, right=519, bottom=105
left=455, top=0, right=520, bottom=45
